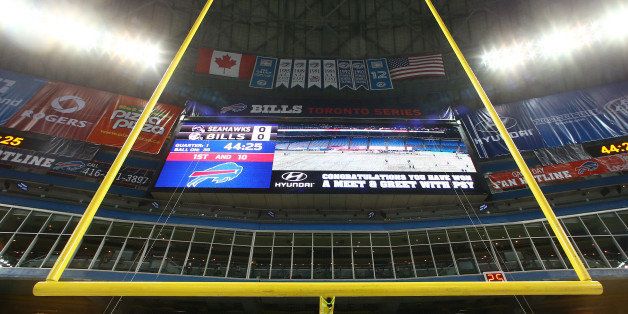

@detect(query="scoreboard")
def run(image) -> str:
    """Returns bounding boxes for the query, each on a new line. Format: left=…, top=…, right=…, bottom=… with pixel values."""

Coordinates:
left=154, top=120, right=482, bottom=194
left=156, top=123, right=276, bottom=189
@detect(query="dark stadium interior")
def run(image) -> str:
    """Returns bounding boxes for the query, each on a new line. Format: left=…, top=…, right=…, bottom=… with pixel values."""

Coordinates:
left=0, top=0, right=627, bottom=313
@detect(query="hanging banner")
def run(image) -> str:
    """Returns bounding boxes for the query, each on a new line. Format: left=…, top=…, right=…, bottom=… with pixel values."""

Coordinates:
left=185, top=100, right=457, bottom=119
left=366, top=59, right=393, bottom=90
left=352, top=60, right=369, bottom=90
left=5, top=82, right=114, bottom=141
left=249, top=57, right=277, bottom=89
left=462, top=81, right=628, bottom=158
left=275, top=59, right=292, bottom=88
left=338, top=60, right=354, bottom=90
left=487, top=153, right=627, bottom=192
left=87, top=95, right=182, bottom=154
left=0, top=145, right=154, bottom=188
left=194, top=48, right=255, bottom=79
left=323, top=60, right=338, bottom=89
left=291, top=59, right=306, bottom=88
left=307, top=60, right=322, bottom=88
left=0, top=70, right=47, bottom=126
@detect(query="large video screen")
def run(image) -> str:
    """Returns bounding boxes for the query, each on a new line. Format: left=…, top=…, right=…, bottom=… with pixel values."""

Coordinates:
left=154, top=120, right=480, bottom=193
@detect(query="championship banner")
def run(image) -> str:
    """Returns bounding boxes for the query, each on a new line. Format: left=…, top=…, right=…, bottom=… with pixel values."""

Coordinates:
left=275, top=59, right=292, bottom=88
left=323, top=60, right=338, bottom=89
left=487, top=153, right=627, bottom=192
left=366, top=59, right=393, bottom=90
left=0, top=145, right=154, bottom=188
left=307, top=60, right=322, bottom=88
left=87, top=95, right=183, bottom=154
left=5, top=82, right=114, bottom=141
left=291, top=59, right=306, bottom=88
left=337, top=60, right=354, bottom=90
left=0, top=70, right=47, bottom=126
left=249, top=57, right=277, bottom=89
left=462, top=80, right=628, bottom=158
left=351, top=60, right=369, bottom=90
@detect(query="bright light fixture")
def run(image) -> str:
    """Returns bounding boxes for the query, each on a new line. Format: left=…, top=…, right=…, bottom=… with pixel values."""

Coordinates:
left=0, top=0, right=162, bottom=68
left=482, top=6, right=628, bottom=71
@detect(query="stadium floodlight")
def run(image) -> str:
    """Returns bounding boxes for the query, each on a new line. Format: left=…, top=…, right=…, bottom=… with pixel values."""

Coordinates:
left=482, top=5, right=628, bottom=71
left=0, top=0, right=162, bottom=68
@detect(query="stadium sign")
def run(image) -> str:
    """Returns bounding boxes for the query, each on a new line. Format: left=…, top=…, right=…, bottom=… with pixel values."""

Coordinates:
left=0, top=145, right=154, bottom=188
left=155, top=120, right=482, bottom=194
left=486, top=153, right=627, bottom=192
left=0, top=69, right=47, bottom=126
left=462, top=81, right=628, bottom=158
left=185, top=100, right=455, bottom=119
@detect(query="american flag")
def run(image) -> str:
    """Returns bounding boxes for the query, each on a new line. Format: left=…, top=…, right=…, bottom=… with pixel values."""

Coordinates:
left=386, top=54, right=446, bottom=80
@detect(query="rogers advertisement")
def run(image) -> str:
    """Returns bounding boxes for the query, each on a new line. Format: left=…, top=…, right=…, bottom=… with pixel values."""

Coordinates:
left=87, top=95, right=182, bottom=154
left=5, top=82, right=114, bottom=141
left=487, top=154, right=628, bottom=192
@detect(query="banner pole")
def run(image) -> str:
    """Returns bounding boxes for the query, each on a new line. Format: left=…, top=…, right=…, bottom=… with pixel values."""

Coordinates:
left=422, top=0, right=592, bottom=281
left=45, top=0, right=215, bottom=282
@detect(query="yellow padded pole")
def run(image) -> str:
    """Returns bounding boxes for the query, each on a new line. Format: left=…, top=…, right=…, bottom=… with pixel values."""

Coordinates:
left=45, top=0, right=215, bottom=282
left=422, top=0, right=591, bottom=281
left=33, top=281, right=603, bottom=297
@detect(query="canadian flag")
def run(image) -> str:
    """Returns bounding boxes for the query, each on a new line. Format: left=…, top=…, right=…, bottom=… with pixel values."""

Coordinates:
left=195, top=48, right=255, bottom=79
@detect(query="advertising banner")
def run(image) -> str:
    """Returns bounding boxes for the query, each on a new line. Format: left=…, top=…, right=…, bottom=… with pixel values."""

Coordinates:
left=5, top=82, right=114, bottom=141
left=323, top=60, right=338, bottom=89
left=291, top=59, right=306, bottom=88
left=0, top=145, right=154, bottom=188
left=275, top=59, right=292, bottom=88
left=249, top=57, right=277, bottom=89
left=0, top=70, right=47, bottom=125
left=366, top=58, right=393, bottom=90
left=462, top=81, right=628, bottom=158
left=87, top=95, right=182, bottom=154
left=487, top=153, right=628, bottom=192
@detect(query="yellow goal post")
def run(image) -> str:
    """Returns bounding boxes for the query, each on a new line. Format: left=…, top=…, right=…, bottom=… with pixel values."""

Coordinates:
left=33, top=0, right=603, bottom=303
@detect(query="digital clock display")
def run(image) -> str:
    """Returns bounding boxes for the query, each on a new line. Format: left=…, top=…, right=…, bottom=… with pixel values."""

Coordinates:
left=0, top=134, right=24, bottom=147
left=483, top=271, right=506, bottom=282
left=584, top=137, right=628, bottom=157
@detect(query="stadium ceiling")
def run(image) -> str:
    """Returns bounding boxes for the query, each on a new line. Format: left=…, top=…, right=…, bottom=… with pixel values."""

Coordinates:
left=0, top=0, right=626, bottom=107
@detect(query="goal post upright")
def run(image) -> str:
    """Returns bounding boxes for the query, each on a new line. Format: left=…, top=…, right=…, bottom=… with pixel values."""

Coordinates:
left=422, top=0, right=592, bottom=282
left=33, top=0, right=602, bottom=306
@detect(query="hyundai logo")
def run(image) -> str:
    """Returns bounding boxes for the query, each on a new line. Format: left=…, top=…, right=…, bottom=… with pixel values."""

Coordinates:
left=281, top=172, right=307, bottom=182
left=474, top=116, right=518, bottom=133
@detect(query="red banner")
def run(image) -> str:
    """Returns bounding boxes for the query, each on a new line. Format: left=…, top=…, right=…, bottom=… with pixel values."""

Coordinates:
left=87, top=95, right=182, bottom=154
left=487, top=154, right=628, bottom=192
left=5, top=82, right=114, bottom=140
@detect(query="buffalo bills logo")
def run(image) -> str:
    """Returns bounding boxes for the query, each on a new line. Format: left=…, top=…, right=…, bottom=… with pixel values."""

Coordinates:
left=52, top=161, right=86, bottom=171
left=220, top=103, right=247, bottom=114
left=576, top=161, right=598, bottom=175
left=187, top=162, right=243, bottom=187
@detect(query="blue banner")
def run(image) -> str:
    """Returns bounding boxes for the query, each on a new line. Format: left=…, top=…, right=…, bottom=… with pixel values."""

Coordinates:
left=0, top=70, right=47, bottom=125
left=352, top=60, right=369, bottom=90
left=461, top=81, right=628, bottom=158
left=249, top=57, right=277, bottom=89
left=366, top=59, right=393, bottom=90
left=337, top=60, right=354, bottom=90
